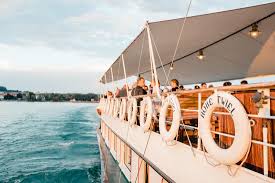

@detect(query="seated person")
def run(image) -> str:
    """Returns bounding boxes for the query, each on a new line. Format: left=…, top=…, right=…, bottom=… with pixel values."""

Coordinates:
left=131, top=77, right=147, bottom=96
left=107, top=91, right=113, bottom=98
left=149, top=79, right=162, bottom=95
left=241, top=80, right=248, bottom=85
left=143, top=85, right=149, bottom=93
left=201, top=82, right=207, bottom=89
left=223, top=81, right=232, bottom=86
left=131, top=77, right=147, bottom=125
left=170, top=79, right=179, bottom=92
left=115, top=87, right=120, bottom=97
left=194, top=85, right=200, bottom=89
left=179, top=85, right=185, bottom=90
left=118, top=84, right=128, bottom=97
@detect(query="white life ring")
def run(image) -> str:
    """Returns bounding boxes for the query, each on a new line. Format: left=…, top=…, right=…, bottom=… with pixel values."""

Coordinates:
left=159, top=94, right=181, bottom=142
left=127, top=97, right=138, bottom=126
left=108, top=98, right=114, bottom=116
left=96, top=98, right=105, bottom=116
left=119, top=98, right=127, bottom=121
left=140, top=96, right=153, bottom=132
left=112, top=98, right=120, bottom=118
left=199, top=91, right=251, bottom=165
left=104, top=98, right=110, bottom=114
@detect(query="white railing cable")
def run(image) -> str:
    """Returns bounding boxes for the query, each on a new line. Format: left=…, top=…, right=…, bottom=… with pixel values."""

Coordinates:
left=165, top=0, right=193, bottom=86
left=137, top=31, right=146, bottom=76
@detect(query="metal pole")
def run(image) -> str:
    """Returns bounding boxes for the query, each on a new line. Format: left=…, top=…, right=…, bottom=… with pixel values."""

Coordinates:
left=197, top=92, right=202, bottom=150
left=146, top=22, right=161, bottom=98
left=263, top=121, right=269, bottom=176
left=111, top=67, right=115, bottom=96
left=121, top=54, right=129, bottom=97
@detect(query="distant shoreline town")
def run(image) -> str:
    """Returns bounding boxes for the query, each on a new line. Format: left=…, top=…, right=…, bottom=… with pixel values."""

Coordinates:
left=0, top=86, right=99, bottom=102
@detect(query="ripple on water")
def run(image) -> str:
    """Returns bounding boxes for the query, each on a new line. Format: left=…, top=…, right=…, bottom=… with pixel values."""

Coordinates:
left=0, top=102, right=101, bottom=183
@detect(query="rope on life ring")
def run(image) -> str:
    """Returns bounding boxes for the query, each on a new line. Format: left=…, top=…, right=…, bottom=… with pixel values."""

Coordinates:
left=96, top=98, right=105, bottom=116
left=199, top=91, right=251, bottom=165
left=127, top=97, right=138, bottom=126
left=119, top=98, right=127, bottom=121
left=112, top=98, right=120, bottom=118
left=159, top=94, right=181, bottom=142
left=108, top=98, right=114, bottom=116
left=104, top=98, right=110, bottom=114
left=140, top=96, right=153, bottom=132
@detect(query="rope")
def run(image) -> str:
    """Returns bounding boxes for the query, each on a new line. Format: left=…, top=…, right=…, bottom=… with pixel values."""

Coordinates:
left=134, top=119, right=154, bottom=183
left=227, top=131, right=252, bottom=176
left=202, top=145, right=221, bottom=167
left=182, top=122, right=196, bottom=156
left=165, top=0, right=193, bottom=86
left=150, top=29, right=169, bottom=85
left=137, top=31, right=146, bottom=76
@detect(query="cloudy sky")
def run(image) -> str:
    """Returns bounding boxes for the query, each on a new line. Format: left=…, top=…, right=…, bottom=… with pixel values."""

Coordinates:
left=0, top=0, right=273, bottom=93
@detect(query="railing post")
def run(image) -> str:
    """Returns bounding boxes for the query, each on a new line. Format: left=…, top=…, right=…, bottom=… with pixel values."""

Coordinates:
left=263, top=121, right=269, bottom=176
left=121, top=54, right=129, bottom=98
left=197, top=92, right=202, bottom=150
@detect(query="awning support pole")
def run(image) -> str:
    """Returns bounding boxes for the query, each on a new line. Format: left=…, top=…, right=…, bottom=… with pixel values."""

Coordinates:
left=122, top=54, right=129, bottom=97
left=110, top=67, right=115, bottom=96
left=104, top=74, right=108, bottom=97
left=146, top=22, right=161, bottom=98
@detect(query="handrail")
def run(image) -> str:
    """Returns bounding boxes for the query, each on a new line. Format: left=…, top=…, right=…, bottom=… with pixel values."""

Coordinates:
left=114, top=81, right=275, bottom=99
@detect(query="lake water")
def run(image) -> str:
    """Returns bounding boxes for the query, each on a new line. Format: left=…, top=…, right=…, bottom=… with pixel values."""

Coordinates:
left=0, top=102, right=101, bottom=183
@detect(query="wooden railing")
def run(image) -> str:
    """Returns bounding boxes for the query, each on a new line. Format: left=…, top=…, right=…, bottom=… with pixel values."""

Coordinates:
left=110, top=81, right=275, bottom=179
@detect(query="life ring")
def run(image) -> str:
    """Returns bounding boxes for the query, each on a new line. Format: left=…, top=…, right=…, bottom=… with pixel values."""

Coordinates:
left=127, top=97, right=138, bottom=126
left=96, top=98, right=105, bottom=116
left=159, top=94, right=181, bottom=142
left=104, top=98, right=110, bottom=114
left=199, top=91, right=251, bottom=165
left=119, top=98, right=127, bottom=121
left=140, top=96, right=153, bottom=132
left=112, top=98, right=120, bottom=118
left=108, top=98, right=114, bottom=116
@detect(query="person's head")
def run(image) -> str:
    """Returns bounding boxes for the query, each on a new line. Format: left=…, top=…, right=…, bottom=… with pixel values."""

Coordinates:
left=137, top=77, right=145, bottom=87
left=107, top=91, right=113, bottom=97
left=201, top=82, right=207, bottom=89
left=208, top=84, right=214, bottom=88
left=143, top=85, right=148, bottom=91
left=150, top=79, right=160, bottom=87
left=241, top=80, right=248, bottom=85
left=170, top=79, right=179, bottom=88
left=194, top=85, right=200, bottom=89
left=223, top=81, right=232, bottom=86
left=179, top=85, right=184, bottom=90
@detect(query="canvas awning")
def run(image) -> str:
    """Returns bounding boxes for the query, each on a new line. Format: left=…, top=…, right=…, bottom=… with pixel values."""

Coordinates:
left=100, top=2, right=275, bottom=84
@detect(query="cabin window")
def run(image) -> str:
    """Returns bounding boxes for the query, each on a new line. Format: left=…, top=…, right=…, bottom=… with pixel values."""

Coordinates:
left=124, top=144, right=131, bottom=170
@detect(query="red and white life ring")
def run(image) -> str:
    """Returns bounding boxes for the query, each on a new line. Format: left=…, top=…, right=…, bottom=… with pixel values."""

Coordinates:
left=199, top=91, right=251, bottom=165
left=140, top=96, right=153, bottom=132
left=159, top=94, right=181, bottom=142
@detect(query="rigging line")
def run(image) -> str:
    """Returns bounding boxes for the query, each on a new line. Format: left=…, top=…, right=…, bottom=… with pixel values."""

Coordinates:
left=150, top=28, right=169, bottom=84
left=165, top=0, right=193, bottom=86
left=117, top=58, right=121, bottom=81
left=134, top=123, right=154, bottom=183
left=137, top=31, right=146, bottom=76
